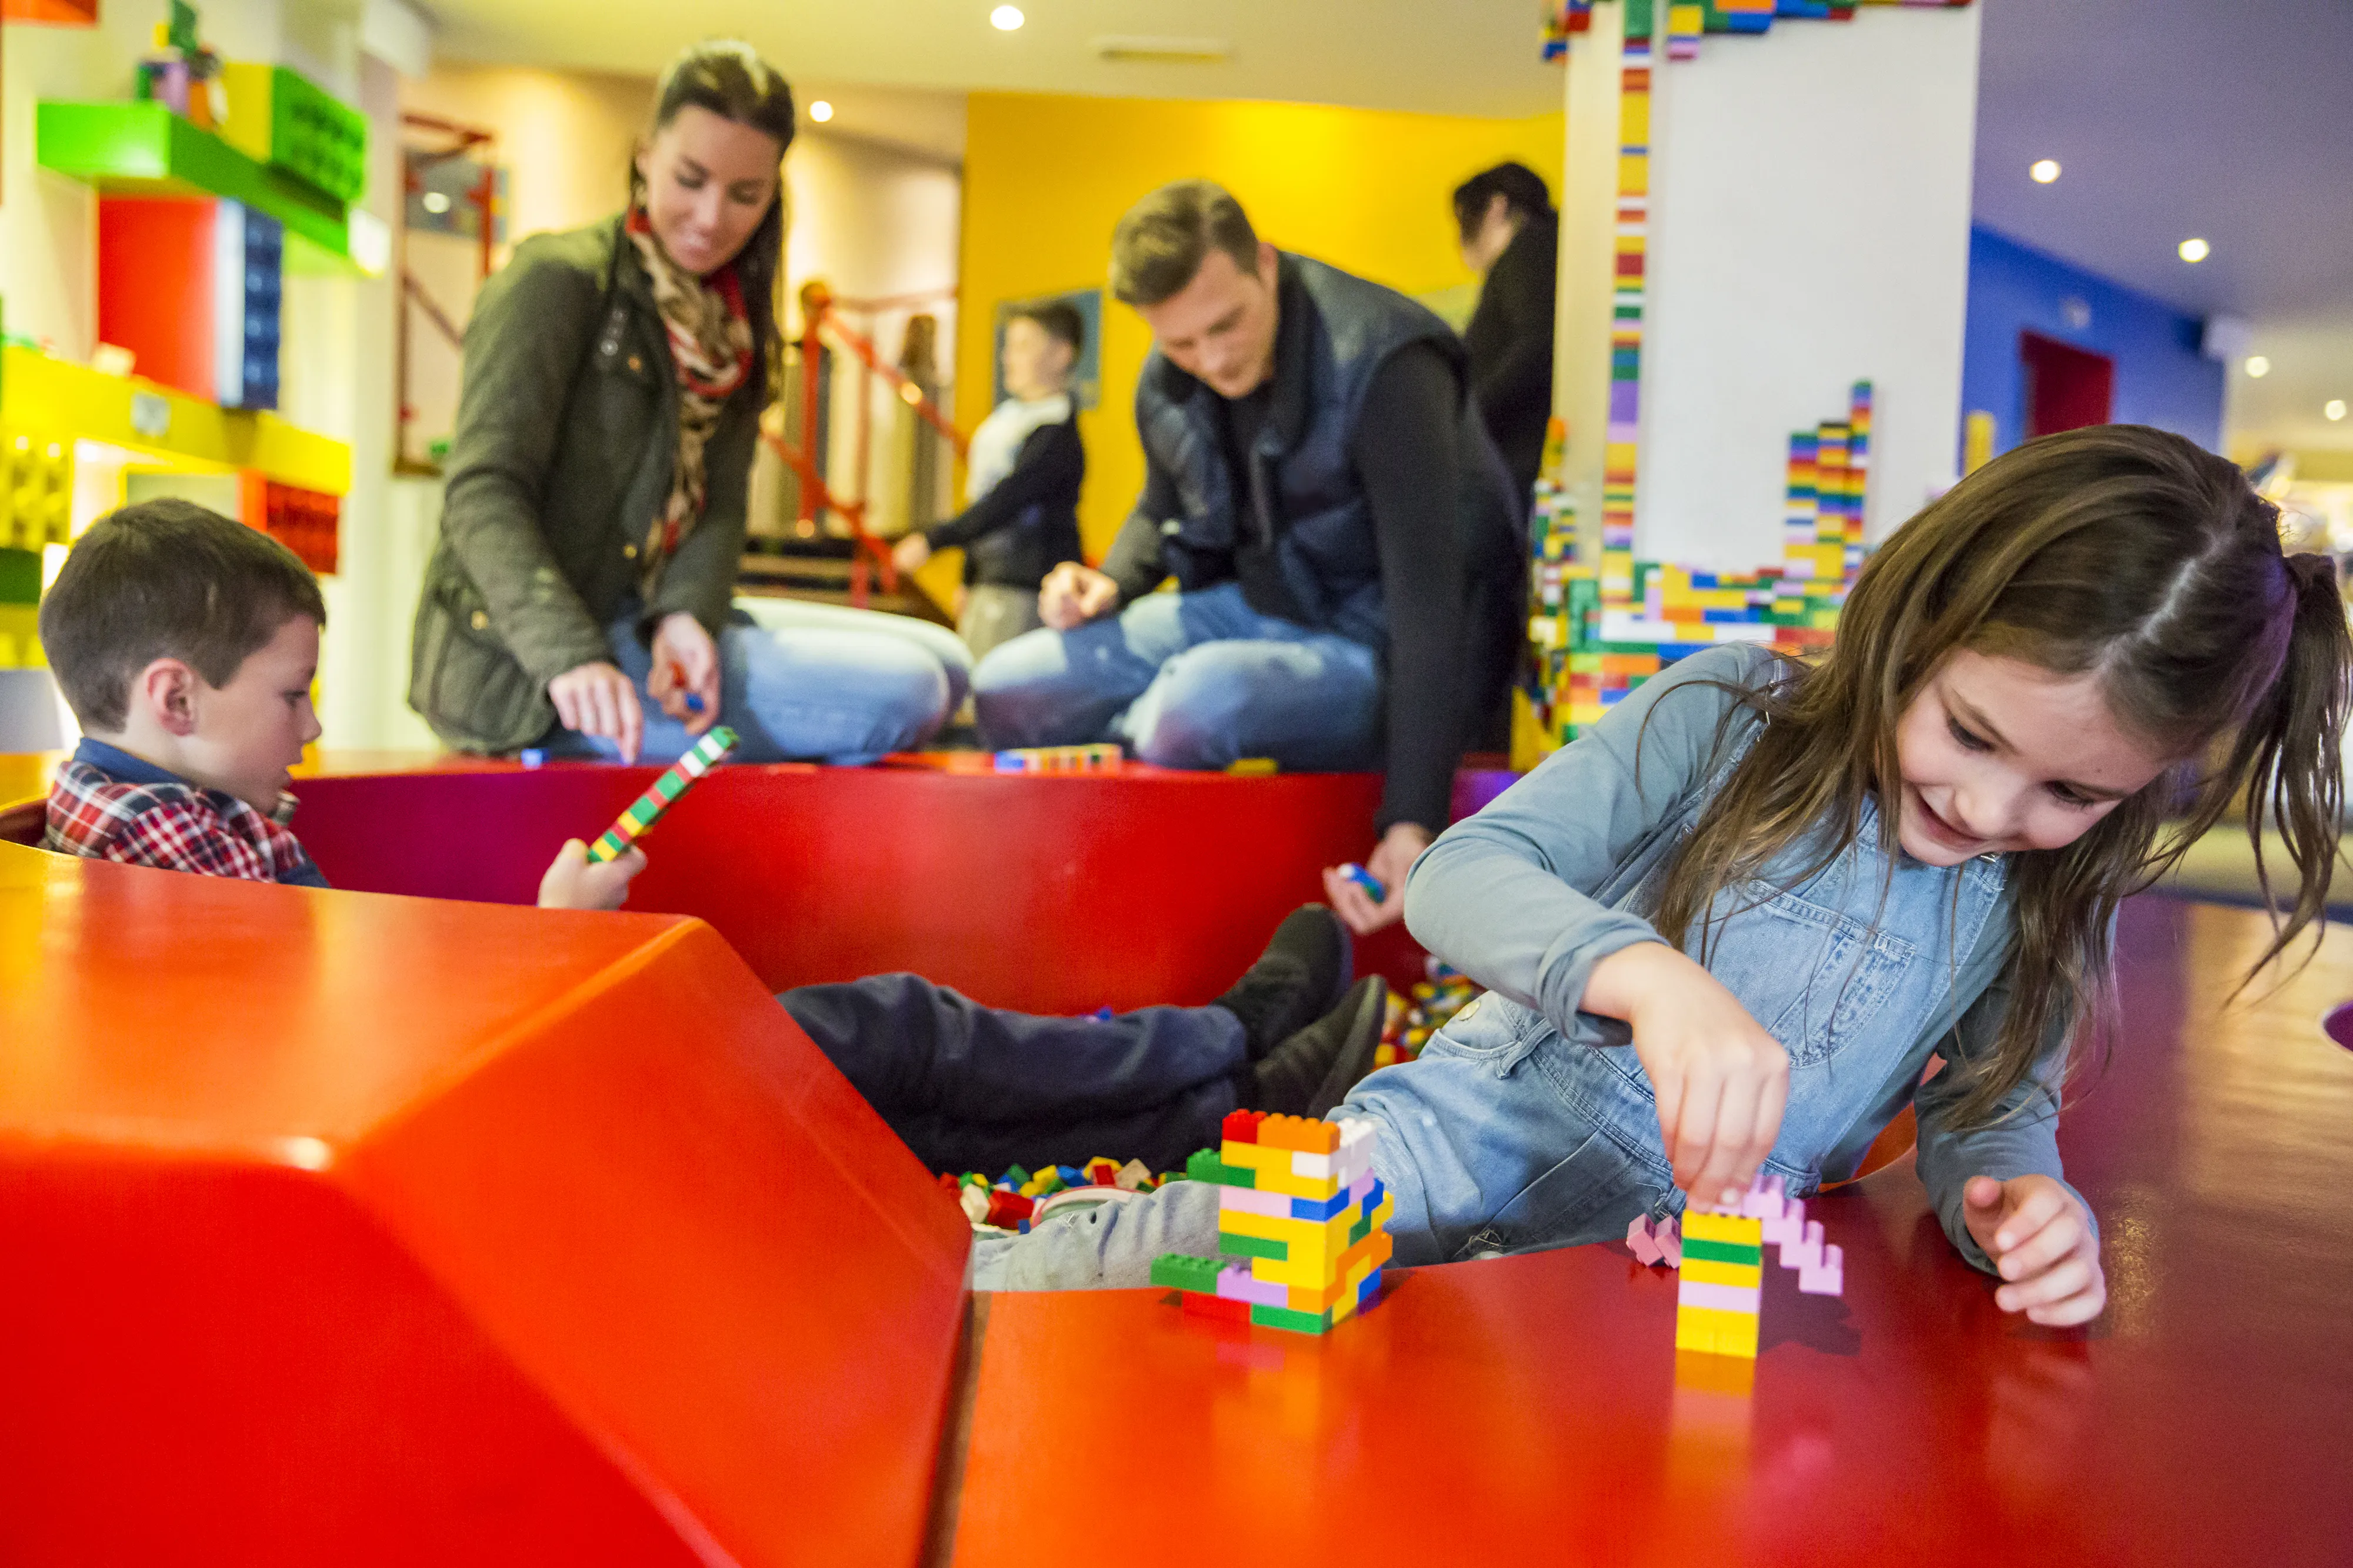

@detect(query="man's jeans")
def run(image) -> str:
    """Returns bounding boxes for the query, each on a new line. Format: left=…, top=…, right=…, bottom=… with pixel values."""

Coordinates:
left=970, top=582, right=1383, bottom=772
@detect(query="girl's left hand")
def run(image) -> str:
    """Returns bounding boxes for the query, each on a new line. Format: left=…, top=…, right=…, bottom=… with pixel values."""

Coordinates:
left=648, top=613, right=721, bottom=733
left=1962, top=1174, right=2107, bottom=1326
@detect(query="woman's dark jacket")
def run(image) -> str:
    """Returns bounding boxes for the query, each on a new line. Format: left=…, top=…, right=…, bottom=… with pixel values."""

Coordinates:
left=408, top=215, right=763, bottom=752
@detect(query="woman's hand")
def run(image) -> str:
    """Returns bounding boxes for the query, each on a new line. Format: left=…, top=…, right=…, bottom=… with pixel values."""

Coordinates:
left=1038, top=562, right=1121, bottom=630
left=1963, top=1175, right=2107, bottom=1326
left=549, top=660, right=645, bottom=763
left=1322, top=822, right=1433, bottom=936
left=536, top=837, right=647, bottom=911
left=892, top=533, right=933, bottom=576
left=647, top=613, right=720, bottom=734
left=1581, top=942, right=1790, bottom=1211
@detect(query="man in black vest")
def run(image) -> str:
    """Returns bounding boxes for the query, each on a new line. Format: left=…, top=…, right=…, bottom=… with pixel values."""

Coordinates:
left=972, top=181, right=1525, bottom=935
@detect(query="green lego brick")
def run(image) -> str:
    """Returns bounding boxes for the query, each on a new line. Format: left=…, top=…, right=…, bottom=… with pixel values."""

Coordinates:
left=1682, top=1236, right=1765, bottom=1265
left=0, top=548, right=40, bottom=606
left=1185, top=1147, right=1255, bottom=1188
left=264, top=66, right=367, bottom=204
left=1150, top=1253, right=1225, bottom=1293
left=1249, top=1303, right=1331, bottom=1334
left=36, top=101, right=357, bottom=263
left=1218, top=1232, right=1288, bottom=1263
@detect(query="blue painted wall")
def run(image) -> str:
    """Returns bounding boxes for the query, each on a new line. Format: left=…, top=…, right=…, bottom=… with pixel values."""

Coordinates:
left=1961, top=225, right=2225, bottom=460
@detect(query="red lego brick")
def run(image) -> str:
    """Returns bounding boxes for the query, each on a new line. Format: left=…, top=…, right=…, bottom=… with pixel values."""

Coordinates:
left=1221, top=1109, right=1266, bottom=1145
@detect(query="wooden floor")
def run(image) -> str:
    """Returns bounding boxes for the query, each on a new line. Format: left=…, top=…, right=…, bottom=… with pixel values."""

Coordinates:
left=941, top=895, right=2353, bottom=1567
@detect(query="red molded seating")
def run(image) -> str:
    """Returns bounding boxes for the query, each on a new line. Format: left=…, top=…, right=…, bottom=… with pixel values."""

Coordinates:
left=0, top=843, right=969, bottom=1566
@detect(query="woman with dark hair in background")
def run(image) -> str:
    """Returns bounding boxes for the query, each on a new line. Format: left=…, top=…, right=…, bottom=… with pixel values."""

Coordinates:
left=412, top=40, right=968, bottom=765
left=1453, top=161, right=1560, bottom=515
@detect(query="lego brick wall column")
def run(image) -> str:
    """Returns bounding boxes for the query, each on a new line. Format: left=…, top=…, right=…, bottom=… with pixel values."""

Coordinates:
left=1637, top=3, right=1978, bottom=567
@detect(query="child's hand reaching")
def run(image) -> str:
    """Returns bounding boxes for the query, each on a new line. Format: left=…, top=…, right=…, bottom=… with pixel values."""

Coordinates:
left=1962, top=1174, right=2106, bottom=1326
left=1582, top=942, right=1790, bottom=1212
left=536, top=838, right=647, bottom=911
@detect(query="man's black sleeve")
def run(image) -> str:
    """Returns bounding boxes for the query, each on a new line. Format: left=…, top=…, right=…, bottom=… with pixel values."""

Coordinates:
left=1352, top=342, right=1472, bottom=835
left=1099, top=449, right=1183, bottom=602
left=924, top=422, right=1084, bottom=551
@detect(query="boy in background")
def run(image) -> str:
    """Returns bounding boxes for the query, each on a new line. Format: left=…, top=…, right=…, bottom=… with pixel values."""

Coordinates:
left=37, top=498, right=1382, bottom=1176
left=894, top=301, right=1085, bottom=662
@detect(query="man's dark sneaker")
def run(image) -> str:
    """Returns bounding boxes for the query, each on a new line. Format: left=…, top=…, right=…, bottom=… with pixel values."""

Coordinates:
left=1211, top=904, right=1352, bottom=1060
left=1242, top=976, right=1389, bottom=1119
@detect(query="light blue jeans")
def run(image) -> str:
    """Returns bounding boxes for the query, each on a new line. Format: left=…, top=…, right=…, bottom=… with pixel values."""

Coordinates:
left=969, top=581, right=1384, bottom=772
left=546, top=596, right=970, bottom=765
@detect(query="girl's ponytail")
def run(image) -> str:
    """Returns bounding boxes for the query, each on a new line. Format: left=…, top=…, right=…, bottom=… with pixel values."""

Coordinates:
left=2238, top=552, right=2352, bottom=966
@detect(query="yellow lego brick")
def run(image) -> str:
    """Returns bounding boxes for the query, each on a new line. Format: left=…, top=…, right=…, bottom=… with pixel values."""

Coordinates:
left=1247, top=1200, right=1393, bottom=1287
left=1679, top=1212, right=1764, bottom=1245
left=1220, top=1205, right=1359, bottom=1250
left=1674, top=1304, right=1759, bottom=1359
left=1679, top=1256, right=1764, bottom=1289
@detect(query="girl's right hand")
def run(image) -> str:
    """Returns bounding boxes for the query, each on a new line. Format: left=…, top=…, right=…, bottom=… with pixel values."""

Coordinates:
left=1581, top=942, right=1791, bottom=1211
left=549, top=660, right=644, bottom=764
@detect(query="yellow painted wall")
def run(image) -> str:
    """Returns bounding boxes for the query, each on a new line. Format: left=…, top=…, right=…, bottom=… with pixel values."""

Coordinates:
left=958, top=93, right=1565, bottom=561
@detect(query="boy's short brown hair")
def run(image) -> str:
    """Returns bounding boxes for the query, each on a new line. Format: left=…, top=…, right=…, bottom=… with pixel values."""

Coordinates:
left=1009, top=299, right=1085, bottom=358
left=1108, top=180, right=1262, bottom=307
left=39, top=498, right=327, bottom=732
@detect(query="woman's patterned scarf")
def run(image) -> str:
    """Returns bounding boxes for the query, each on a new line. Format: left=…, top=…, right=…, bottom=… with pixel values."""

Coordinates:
left=625, top=208, right=754, bottom=590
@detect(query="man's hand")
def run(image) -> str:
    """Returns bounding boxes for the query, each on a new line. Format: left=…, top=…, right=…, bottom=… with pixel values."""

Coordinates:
left=892, top=533, right=933, bottom=576
left=1322, top=821, right=1432, bottom=936
left=1582, top=943, right=1791, bottom=1212
left=1963, top=1175, right=2107, bottom=1326
left=548, top=660, right=645, bottom=764
left=1038, top=562, right=1121, bottom=630
left=536, top=837, right=647, bottom=911
left=647, top=613, right=720, bottom=735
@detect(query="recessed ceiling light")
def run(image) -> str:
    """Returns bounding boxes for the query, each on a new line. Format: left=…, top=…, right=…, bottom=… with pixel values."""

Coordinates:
left=809, top=100, right=833, bottom=123
left=2029, top=159, right=2060, bottom=184
left=2178, top=237, right=2211, bottom=263
left=2328, top=399, right=2348, bottom=423
left=991, top=4, right=1024, bottom=28
left=2245, top=355, right=2271, bottom=378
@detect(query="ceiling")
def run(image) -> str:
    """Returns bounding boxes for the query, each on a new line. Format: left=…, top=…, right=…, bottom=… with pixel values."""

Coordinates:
left=1971, top=0, right=2353, bottom=451
left=424, top=0, right=1565, bottom=121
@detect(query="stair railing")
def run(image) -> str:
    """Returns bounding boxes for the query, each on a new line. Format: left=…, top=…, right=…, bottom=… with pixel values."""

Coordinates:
left=764, top=280, right=966, bottom=609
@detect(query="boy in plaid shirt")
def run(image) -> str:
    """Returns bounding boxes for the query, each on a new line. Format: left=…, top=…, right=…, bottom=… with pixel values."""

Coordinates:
left=39, top=499, right=639, bottom=908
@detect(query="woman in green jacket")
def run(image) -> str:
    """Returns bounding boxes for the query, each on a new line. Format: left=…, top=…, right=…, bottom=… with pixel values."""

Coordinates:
left=409, top=41, right=966, bottom=763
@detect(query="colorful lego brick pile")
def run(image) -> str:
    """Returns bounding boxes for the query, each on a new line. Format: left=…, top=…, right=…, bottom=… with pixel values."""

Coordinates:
left=1152, top=1111, right=1394, bottom=1335
left=1627, top=1174, right=1845, bottom=1359
left=992, top=742, right=1122, bottom=772
left=1542, top=0, right=1974, bottom=64
left=1378, top=958, right=1479, bottom=1067
left=1524, top=382, right=1874, bottom=752
left=939, top=1156, right=1176, bottom=1234
left=587, top=726, right=738, bottom=863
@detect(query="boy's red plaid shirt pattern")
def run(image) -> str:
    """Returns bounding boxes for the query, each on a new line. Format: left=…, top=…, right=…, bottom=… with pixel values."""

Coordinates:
left=44, top=760, right=315, bottom=883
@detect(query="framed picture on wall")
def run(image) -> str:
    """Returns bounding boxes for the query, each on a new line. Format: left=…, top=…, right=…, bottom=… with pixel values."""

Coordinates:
left=992, top=289, right=1102, bottom=411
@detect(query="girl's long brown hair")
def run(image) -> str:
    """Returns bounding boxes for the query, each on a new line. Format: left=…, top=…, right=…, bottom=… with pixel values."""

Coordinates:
left=1649, top=425, right=2351, bottom=1126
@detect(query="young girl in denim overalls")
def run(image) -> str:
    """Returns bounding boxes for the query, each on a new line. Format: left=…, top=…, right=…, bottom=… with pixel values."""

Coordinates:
left=978, top=426, right=2351, bottom=1326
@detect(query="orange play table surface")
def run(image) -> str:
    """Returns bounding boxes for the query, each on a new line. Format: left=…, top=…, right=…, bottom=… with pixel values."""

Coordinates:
left=943, top=896, right=2353, bottom=1568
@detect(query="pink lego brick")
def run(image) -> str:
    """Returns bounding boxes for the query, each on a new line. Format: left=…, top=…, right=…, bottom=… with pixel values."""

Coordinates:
left=1627, top=1215, right=1664, bottom=1267
left=1658, top=1219, right=1683, bottom=1268
left=1738, top=1175, right=1787, bottom=1220
left=1799, top=1242, right=1844, bottom=1297
left=1677, top=1279, right=1762, bottom=1314
left=1779, top=1219, right=1825, bottom=1272
left=1218, top=1186, right=1296, bottom=1220
left=1214, top=1261, right=1289, bottom=1309
left=1759, top=1196, right=1805, bottom=1248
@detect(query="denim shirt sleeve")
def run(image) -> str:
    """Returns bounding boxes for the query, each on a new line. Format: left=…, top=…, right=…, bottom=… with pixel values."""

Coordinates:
left=1402, top=643, right=1771, bottom=1038
left=1912, top=971, right=2098, bottom=1274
